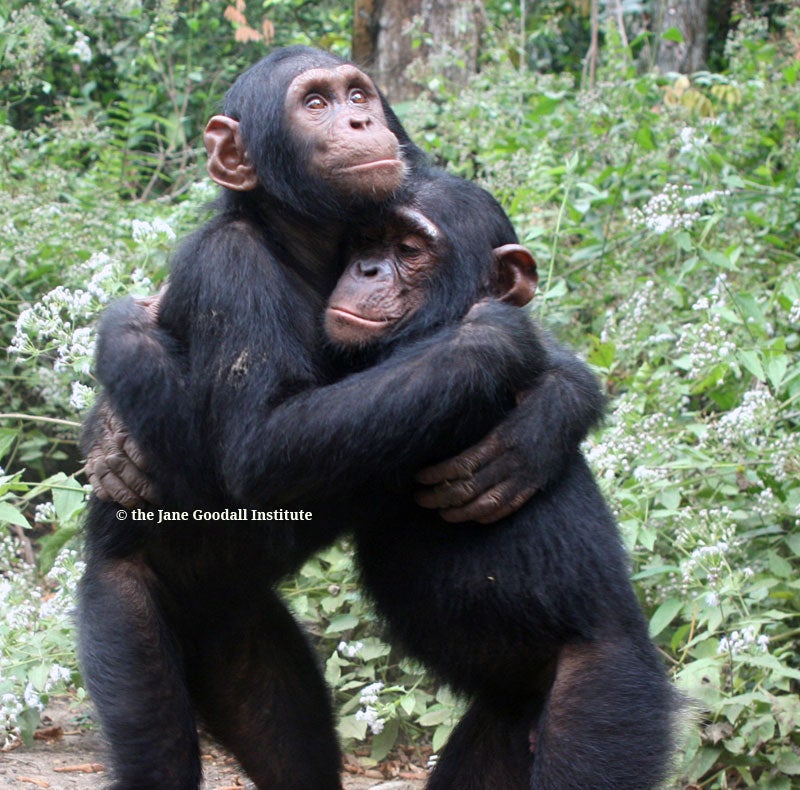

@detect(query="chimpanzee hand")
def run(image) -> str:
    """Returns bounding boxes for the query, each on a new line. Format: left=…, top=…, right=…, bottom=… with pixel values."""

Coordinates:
left=414, top=393, right=539, bottom=524
left=84, top=400, right=158, bottom=508
left=415, top=337, right=605, bottom=524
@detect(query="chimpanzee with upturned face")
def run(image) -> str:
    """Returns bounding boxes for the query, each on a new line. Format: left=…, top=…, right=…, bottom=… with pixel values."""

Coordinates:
left=78, top=47, right=421, bottom=790
left=80, top=48, right=608, bottom=789
left=321, top=171, right=680, bottom=790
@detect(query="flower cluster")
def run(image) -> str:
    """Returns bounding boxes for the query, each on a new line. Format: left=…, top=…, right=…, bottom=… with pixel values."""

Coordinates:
left=717, top=385, right=777, bottom=448
left=584, top=394, right=674, bottom=482
left=631, top=184, right=730, bottom=234
left=131, top=218, right=177, bottom=243
left=0, top=540, right=83, bottom=748
left=718, top=627, right=770, bottom=656
left=337, top=641, right=364, bottom=659
left=675, top=312, right=737, bottom=379
left=69, top=30, right=92, bottom=64
left=678, top=125, right=709, bottom=155
left=354, top=682, right=386, bottom=735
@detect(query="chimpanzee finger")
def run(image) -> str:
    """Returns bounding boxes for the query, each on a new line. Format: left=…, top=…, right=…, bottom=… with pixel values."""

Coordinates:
left=438, top=482, right=536, bottom=524
left=415, top=476, right=481, bottom=510
left=87, top=457, right=147, bottom=509
left=414, top=434, right=504, bottom=486
left=121, top=434, right=151, bottom=474
left=106, top=449, right=158, bottom=505
left=415, top=453, right=516, bottom=510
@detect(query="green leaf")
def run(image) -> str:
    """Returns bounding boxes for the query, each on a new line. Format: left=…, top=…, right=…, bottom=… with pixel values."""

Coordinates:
left=635, top=125, right=656, bottom=151
left=324, top=614, right=359, bottom=634
left=433, top=722, right=455, bottom=753
left=649, top=598, right=683, bottom=638
left=662, top=27, right=685, bottom=44
left=418, top=706, right=453, bottom=727
left=0, top=501, right=29, bottom=528
left=369, top=718, right=399, bottom=762
left=587, top=337, right=615, bottom=370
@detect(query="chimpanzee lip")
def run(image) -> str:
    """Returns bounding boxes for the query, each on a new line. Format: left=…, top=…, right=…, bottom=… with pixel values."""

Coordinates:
left=337, top=158, right=403, bottom=174
left=328, top=306, right=397, bottom=326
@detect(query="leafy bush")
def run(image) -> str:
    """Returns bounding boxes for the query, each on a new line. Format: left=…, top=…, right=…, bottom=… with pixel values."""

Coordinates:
left=401, top=15, right=800, bottom=786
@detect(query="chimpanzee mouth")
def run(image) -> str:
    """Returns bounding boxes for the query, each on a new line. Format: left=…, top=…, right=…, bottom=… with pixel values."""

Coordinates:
left=327, top=306, right=398, bottom=327
left=338, top=159, right=404, bottom=174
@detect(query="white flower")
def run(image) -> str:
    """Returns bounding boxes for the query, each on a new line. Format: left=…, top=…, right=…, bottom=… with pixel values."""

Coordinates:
left=355, top=705, right=385, bottom=735
left=70, top=31, right=92, bottom=64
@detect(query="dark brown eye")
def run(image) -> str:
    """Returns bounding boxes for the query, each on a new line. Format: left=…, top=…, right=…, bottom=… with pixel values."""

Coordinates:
left=398, top=243, right=423, bottom=258
left=305, top=95, right=326, bottom=110
left=350, top=89, right=368, bottom=104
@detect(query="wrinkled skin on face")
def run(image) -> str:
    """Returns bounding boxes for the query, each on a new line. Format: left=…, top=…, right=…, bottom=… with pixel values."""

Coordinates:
left=325, top=207, right=440, bottom=345
left=204, top=63, right=407, bottom=203
left=285, top=65, right=407, bottom=200
left=325, top=205, right=537, bottom=348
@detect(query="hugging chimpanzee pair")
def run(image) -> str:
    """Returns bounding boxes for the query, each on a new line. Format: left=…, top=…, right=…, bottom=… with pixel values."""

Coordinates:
left=80, top=46, right=678, bottom=790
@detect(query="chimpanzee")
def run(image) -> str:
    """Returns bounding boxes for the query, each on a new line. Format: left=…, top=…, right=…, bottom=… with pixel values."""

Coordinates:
left=324, top=172, right=680, bottom=789
left=79, top=47, right=606, bottom=789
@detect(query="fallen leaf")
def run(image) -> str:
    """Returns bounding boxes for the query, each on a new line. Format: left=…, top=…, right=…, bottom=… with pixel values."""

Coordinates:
left=52, top=763, right=105, bottom=774
left=17, top=778, right=50, bottom=788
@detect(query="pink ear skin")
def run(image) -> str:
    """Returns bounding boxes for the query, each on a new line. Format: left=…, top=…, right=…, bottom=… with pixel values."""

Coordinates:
left=494, top=244, right=538, bottom=307
left=204, top=115, right=259, bottom=192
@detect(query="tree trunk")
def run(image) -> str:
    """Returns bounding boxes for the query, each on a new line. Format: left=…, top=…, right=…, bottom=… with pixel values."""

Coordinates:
left=353, top=0, right=484, bottom=101
left=654, top=0, right=709, bottom=73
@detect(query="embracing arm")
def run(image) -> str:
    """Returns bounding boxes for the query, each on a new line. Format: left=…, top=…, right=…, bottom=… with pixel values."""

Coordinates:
left=415, top=331, right=606, bottom=523
left=223, top=301, right=546, bottom=507
left=93, top=295, right=192, bottom=468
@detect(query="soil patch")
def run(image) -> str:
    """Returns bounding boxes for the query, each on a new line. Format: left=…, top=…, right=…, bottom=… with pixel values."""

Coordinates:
left=0, top=699, right=426, bottom=790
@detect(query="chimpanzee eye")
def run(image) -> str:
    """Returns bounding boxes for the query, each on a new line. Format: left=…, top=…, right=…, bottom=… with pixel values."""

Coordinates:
left=398, top=243, right=423, bottom=258
left=350, top=89, right=368, bottom=104
left=305, top=95, right=326, bottom=111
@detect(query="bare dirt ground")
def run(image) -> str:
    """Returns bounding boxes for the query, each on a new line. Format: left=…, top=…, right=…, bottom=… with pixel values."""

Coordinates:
left=0, top=699, right=426, bottom=790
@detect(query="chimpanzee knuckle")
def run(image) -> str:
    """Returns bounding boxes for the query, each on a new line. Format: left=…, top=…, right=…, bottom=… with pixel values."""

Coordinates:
left=413, top=488, right=439, bottom=509
left=99, top=471, right=130, bottom=506
left=442, top=487, right=506, bottom=524
left=105, top=451, right=127, bottom=474
left=123, top=436, right=149, bottom=471
left=445, top=478, right=479, bottom=506
left=450, top=454, right=480, bottom=477
left=119, top=462, right=148, bottom=493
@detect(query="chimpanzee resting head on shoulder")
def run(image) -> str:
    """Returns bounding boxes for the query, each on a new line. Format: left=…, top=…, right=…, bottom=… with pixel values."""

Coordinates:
left=325, top=170, right=538, bottom=354
left=202, top=45, right=428, bottom=222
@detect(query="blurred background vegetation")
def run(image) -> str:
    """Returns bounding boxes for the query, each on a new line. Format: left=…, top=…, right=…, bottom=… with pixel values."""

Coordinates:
left=1, top=0, right=799, bottom=786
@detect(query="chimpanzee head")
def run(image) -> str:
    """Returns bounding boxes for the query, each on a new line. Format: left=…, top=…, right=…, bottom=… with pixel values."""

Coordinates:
left=202, top=46, right=426, bottom=220
left=324, top=170, right=537, bottom=350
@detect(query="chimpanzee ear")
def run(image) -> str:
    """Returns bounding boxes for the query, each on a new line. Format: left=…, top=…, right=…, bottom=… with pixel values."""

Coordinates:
left=493, top=244, right=538, bottom=307
left=204, top=115, right=259, bottom=192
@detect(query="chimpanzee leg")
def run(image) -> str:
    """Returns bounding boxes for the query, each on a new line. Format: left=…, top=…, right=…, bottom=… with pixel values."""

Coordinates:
left=427, top=695, right=541, bottom=790
left=532, top=638, right=677, bottom=790
left=190, top=589, right=342, bottom=790
left=78, top=557, right=200, bottom=790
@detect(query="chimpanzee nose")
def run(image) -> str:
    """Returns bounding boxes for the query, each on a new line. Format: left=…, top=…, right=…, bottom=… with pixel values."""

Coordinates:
left=356, top=258, right=391, bottom=279
left=350, top=113, right=371, bottom=130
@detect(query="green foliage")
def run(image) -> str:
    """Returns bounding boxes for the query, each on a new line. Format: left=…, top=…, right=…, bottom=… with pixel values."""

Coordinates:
left=403, top=16, right=800, bottom=786
left=1, top=2, right=799, bottom=784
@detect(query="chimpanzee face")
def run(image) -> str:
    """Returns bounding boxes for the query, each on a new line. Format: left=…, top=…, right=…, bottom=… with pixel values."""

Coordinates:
left=324, top=206, right=443, bottom=347
left=324, top=203, right=537, bottom=349
left=285, top=65, right=407, bottom=201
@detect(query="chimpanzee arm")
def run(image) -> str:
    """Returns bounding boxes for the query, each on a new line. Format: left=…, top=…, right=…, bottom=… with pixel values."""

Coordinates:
left=90, top=294, right=202, bottom=505
left=223, top=301, right=547, bottom=507
left=414, top=332, right=606, bottom=523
